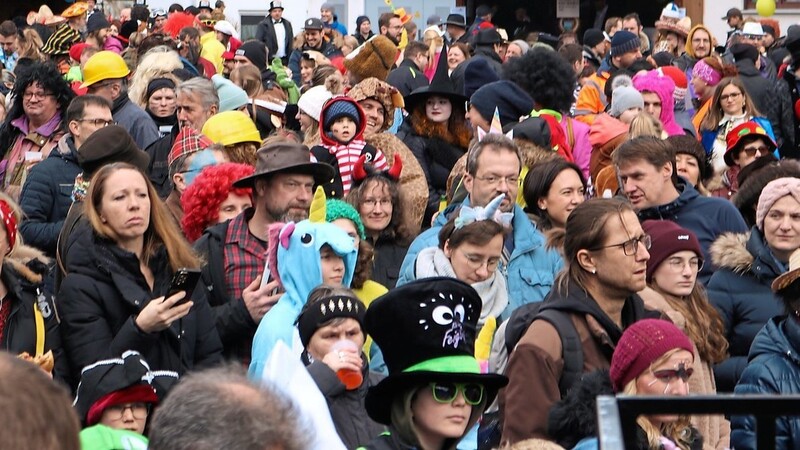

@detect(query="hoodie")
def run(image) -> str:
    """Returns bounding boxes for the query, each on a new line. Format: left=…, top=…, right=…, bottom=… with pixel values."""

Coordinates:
left=588, top=113, right=629, bottom=182
left=310, top=97, right=388, bottom=198
left=632, top=69, right=685, bottom=136
left=675, top=25, right=715, bottom=115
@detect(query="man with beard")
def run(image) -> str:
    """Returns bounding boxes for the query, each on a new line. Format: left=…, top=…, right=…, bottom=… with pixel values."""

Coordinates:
left=673, top=24, right=713, bottom=113
left=288, top=18, right=342, bottom=84
left=193, top=142, right=335, bottom=364
left=379, top=12, right=403, bottom=46
left=84, top=13, right=110, bottom=50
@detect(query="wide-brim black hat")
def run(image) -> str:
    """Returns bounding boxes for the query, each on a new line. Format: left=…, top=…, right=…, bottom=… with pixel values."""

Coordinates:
left=403, top=44, right=467, bottom=113
left=363, top=277, right=509, bottom=425
left=442, top=13, right=466, bottom=28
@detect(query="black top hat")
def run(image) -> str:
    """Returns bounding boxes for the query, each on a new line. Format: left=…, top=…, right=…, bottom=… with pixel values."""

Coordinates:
left=442, top=13, right=466, bottom=28
left=364, top=278, right=508, bottom=425
left=403, top=44, right=468, bottom=113
left=269, top=1, right=284, bottom=11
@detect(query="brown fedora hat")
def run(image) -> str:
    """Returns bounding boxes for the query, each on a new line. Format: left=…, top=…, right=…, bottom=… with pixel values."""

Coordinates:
left=233, top=142, right=334, bottom=188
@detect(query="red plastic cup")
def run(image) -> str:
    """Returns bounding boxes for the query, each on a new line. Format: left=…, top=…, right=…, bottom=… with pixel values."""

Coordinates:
left=332, top=340, right=363, bottom=390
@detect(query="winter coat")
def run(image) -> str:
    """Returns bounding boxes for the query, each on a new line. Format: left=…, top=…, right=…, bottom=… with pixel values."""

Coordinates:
left=18, top=134, right=80, bottom=256
left=111, top=95, right=160, bottom=151
left=306, top=359, right=387, bottom=449
left=399, top=199, right=563, bottom=309
left=192, top=221, right=259, bottom=363
left=588, top=113, right=628, bottom=183
left=0, top=248, right=68, bottom=382
left=58, top=226, right=223, bottom=386
left=731, top=316, right=800, bottom=450
left=144, top=123, right=178, bottom=199
left=289, top=41, right=343, bottom=85
left=395, top=120, right=467, bottom=221
left=470, top=46, right=504, bottom=77
left=706, top=227, right=785, bottom=392
left=310, top=97, right=388, bottom=198
left=778, top=65, right=800, bottom=159
left=501, top=280, right=659, bottom=443
left=637, top=181, right=748, bottom=285
left=386, top=59, right=429, bottom=97
left=735, top=60, right=793, bottom=152
left=255, top=17, right=294, bottom=61
left=370, top=235, right=408, bottom=290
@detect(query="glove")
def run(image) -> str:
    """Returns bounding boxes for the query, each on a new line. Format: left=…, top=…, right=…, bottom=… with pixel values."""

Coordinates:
left=270, top=57, right=301, bottom=105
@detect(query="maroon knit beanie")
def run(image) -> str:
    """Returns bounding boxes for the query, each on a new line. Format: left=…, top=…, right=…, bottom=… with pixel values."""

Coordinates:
left=609, top=319, right=694, bottom=392
left=641, top=220, right=702, bottom=283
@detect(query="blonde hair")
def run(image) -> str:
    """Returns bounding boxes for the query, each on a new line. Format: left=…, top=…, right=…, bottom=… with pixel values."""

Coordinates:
left=621, top=348, right=695, bottom=450
left=18, top=28, right=44, bottom=61
left=423, top=28, right=444, bottom=62
left=85, top=163, right=200, bottom=271
left=629, top=112, right=665, bottom=139
left=129, top=47, right=183, bottom=109
left=224, top=142, right=259, bottom=166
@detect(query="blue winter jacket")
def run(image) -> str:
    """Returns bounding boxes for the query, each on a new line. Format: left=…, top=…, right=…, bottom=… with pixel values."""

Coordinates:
left=706, top=227, right=786, bottom=392
left=637, top=180, right=747, bottom=284
left=731, top=316, right=800, bottom=450
left=398, top=198, right=563, bottom=310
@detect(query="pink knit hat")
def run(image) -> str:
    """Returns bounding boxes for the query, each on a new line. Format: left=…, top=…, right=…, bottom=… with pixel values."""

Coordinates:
left=609, top=319, right=694, bottom=392
left=756, top=177, right=800, bottom=231
left=632, top=69, right=684, bottom=137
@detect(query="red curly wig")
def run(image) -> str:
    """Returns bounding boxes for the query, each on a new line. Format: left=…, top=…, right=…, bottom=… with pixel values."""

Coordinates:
left=181, top=163, right=254, bottom=242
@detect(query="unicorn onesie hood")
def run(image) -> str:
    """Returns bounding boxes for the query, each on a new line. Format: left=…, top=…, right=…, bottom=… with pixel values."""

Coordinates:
left=249, top=189, right=358, bottom=379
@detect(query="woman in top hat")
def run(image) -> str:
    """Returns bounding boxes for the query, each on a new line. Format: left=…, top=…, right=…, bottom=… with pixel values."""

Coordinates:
left=396, top=46, right=471, bottom=225
left=707, top=177, right=800, bottom=392
left=359, top=277, right=508, bottom=450
left=731, top=247, right=800, bottom=450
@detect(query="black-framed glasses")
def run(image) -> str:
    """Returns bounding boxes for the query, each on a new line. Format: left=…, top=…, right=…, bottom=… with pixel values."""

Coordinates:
left=76, top=119, right=117, bottom=127
left=103, top=402, right=150, bottom=420
left=430, top=382, right=484, bottom=405
left=22, top=91, right=54, bottom=100
left=591, top=234, right=651, bottom=256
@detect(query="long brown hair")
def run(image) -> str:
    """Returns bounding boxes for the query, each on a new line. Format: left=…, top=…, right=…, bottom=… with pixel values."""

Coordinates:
left=699, top=77, right=762, bottom=132
left=650, top=282, right=729, bottom=364
left=86, top=163, right=200, bottom=271
left=410, top=98, right=472, bottom=149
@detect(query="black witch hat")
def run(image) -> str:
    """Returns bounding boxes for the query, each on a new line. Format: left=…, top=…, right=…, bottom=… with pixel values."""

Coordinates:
left=364, top=277, right=508, bottom=425
left=403, top=43, right=468, bottom=113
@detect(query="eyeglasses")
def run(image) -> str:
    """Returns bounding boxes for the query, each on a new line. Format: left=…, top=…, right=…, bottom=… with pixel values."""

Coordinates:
left=199, top=19, right=217, bottom=26
left=651, top=362, right=694, bottom=384
left=741, top=144, right=768, bottom=157
left=22, top=91, right=53, bottom=100
left=103, top=402, right=150, bottom=420
left=76, top=118, right=117, bottom=127
left=430, top=382, right=484, bottom=405
left=591, top=234, right=651, bottom=256
left=665, top=256, right=704, bottom=273
left=474, top=175, right=520, bottom=186
left=459, top=249, right=500, bottom=272
left=362, top=198, right=392, bottom=208
left=720, top=92, right=742, bottom=102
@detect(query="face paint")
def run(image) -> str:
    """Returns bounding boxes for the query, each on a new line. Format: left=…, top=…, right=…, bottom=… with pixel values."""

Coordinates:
left=183, top=149, right=220, bottom=186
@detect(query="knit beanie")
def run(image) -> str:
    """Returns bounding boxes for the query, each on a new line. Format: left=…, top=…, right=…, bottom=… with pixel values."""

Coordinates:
left=609, top=85, right=644, bottom=118
left=325, top=199, right=366, bottom=239
left=609, top=319, right=695, bottom=392
left=659, top=66, right=687, bottom=104
left=343, top=35, right=398, bottom=82
left=145, top=77, right=176, bottom=102
left=237, top=40, right=268, bottom=70
left=469, top=81, right=533, bottom=127
left=298, top=85, right=334, bottom=122
left=463, top=58, right=500, bottom=98
left=86, top=12, right=110, bottom=34
left=641, top=220, right=702, bottom=282
left=212, top=74, right=249, bottom=112
left=583, top=28, right=605, bottom=48
left=610, top=30, right=641, bottom=57
left=323, top=98, right=360, bottom=130
left=756, top=177, right=800, bottom=231
left=356, top=15, right=370, bottom=29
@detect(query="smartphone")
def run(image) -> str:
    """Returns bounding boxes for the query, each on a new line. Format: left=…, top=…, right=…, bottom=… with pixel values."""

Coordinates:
left=260, top=260, right=280, bottom=295
left=167, top=268, right=201, bottom=305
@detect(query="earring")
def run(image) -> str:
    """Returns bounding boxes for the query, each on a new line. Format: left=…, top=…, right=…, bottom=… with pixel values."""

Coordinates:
left=591, top=268, right=597, bottom=274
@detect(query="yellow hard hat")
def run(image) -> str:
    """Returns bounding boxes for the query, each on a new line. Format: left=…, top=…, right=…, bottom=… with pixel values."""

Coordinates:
left=202, top=111, right=261, bottom=146
left=80, top=51, right=130, bottom=88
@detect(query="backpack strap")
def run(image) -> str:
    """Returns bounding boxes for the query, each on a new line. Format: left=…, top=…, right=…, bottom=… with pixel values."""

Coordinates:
left=535, top=309, right=584, bottom=397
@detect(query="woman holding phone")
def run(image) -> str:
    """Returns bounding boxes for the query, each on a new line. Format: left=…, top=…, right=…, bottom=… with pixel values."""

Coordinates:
left=58, top=163, right=223, bottom=387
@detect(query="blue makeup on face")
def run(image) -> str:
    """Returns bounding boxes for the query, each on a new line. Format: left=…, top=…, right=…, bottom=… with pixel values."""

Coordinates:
left=184, top=149, right=219, bottom=185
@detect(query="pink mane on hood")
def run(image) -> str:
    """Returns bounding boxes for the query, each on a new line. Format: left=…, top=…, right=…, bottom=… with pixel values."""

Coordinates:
left=266, top=222, right=285, bottom=289
left=632, top=69, right=685, bottom=137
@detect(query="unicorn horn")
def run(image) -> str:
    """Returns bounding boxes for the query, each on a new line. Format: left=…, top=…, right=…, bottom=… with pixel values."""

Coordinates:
left=309, top=186, right=327, bottom=223
left=490, top=107, right=502, bottom=134
left=483, top=194, right=505, bottom=220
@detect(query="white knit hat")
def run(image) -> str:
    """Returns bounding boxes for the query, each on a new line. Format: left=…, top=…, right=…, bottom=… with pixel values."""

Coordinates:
left=297, top=85, right=333, bottom=122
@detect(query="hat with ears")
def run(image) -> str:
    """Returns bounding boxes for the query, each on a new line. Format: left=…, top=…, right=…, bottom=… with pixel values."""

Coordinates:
left=642, top=220, right=703, bottom=282
left=405, top=44, right=468, bottom=113
left=364, top=277, right=508, bottom=425
left=343, top=35, right=398, bottom=82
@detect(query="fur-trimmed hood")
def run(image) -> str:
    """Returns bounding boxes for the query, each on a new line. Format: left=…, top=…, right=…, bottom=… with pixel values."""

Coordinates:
left=6, top=244, right=50, bottom=285
left=710, top=227, right=783, bottom=281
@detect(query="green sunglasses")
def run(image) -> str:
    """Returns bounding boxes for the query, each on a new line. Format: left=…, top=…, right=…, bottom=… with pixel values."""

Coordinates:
left=430, top=382, right=484, bottom=405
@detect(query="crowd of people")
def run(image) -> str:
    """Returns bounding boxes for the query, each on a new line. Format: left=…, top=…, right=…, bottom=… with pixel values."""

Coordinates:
left=2, top=1, right=800, bottom=449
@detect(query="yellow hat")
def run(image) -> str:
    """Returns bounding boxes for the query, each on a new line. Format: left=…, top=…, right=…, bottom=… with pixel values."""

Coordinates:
left=202, top=111, right=261, bottom=146
left=80, top=51, right=130, bottom=88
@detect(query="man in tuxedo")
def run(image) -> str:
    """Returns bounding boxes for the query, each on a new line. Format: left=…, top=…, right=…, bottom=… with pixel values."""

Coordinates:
left=256, top=0, right=294, bottom=65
